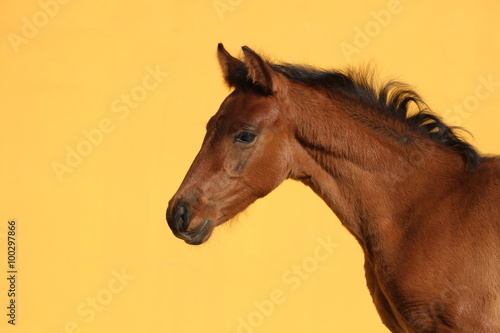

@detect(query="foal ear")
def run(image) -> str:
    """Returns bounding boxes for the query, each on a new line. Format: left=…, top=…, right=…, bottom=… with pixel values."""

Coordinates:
left=242, top=46, right=280, bottom=94
left=217, top=43, right=246, bottom=87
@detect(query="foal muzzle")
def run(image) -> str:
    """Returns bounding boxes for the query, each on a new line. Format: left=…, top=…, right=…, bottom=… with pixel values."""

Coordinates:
left=166, top=202, right=213, bottom=245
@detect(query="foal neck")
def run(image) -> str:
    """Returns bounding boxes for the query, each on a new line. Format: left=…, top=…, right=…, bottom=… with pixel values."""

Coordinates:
left=289, top=85, right=465, bottom=259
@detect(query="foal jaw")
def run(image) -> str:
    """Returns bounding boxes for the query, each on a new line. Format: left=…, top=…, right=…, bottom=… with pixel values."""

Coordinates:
left=182, top=218, right=213, bottom=245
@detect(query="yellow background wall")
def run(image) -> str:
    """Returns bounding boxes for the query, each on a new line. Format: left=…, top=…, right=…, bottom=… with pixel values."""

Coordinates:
left=1, top=1, right=499, bottom=332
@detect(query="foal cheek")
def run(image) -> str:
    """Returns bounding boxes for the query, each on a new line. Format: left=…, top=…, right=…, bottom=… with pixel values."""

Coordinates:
left=248, top=155, right=289, bottom=196
left=233, top=157, right=248, bottom=174
left=222, top=148, right=252, bottom=176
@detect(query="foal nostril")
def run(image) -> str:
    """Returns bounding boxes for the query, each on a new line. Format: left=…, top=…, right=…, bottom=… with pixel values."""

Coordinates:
left=173, top=202, right=191, bottom=232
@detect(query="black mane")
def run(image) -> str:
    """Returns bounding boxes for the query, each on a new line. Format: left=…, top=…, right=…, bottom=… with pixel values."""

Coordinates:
left=269, top=63, right=481, bottom=172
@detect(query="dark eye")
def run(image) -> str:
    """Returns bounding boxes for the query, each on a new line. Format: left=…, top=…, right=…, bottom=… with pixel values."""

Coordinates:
left=234, top=131, right=257, bottom=144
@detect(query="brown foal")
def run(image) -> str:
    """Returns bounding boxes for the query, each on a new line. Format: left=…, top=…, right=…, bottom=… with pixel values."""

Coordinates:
left=166, top=44, right=500, bottom=332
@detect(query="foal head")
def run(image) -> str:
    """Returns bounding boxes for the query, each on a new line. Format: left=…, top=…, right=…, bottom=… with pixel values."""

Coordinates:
left=166, top=44, right=296, bottom=244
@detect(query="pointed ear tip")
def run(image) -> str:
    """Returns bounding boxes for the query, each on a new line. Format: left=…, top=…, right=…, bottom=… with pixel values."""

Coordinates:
left=243, top=46, right=259, bottom=56
left=218, top=43, right=224, bottom=49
